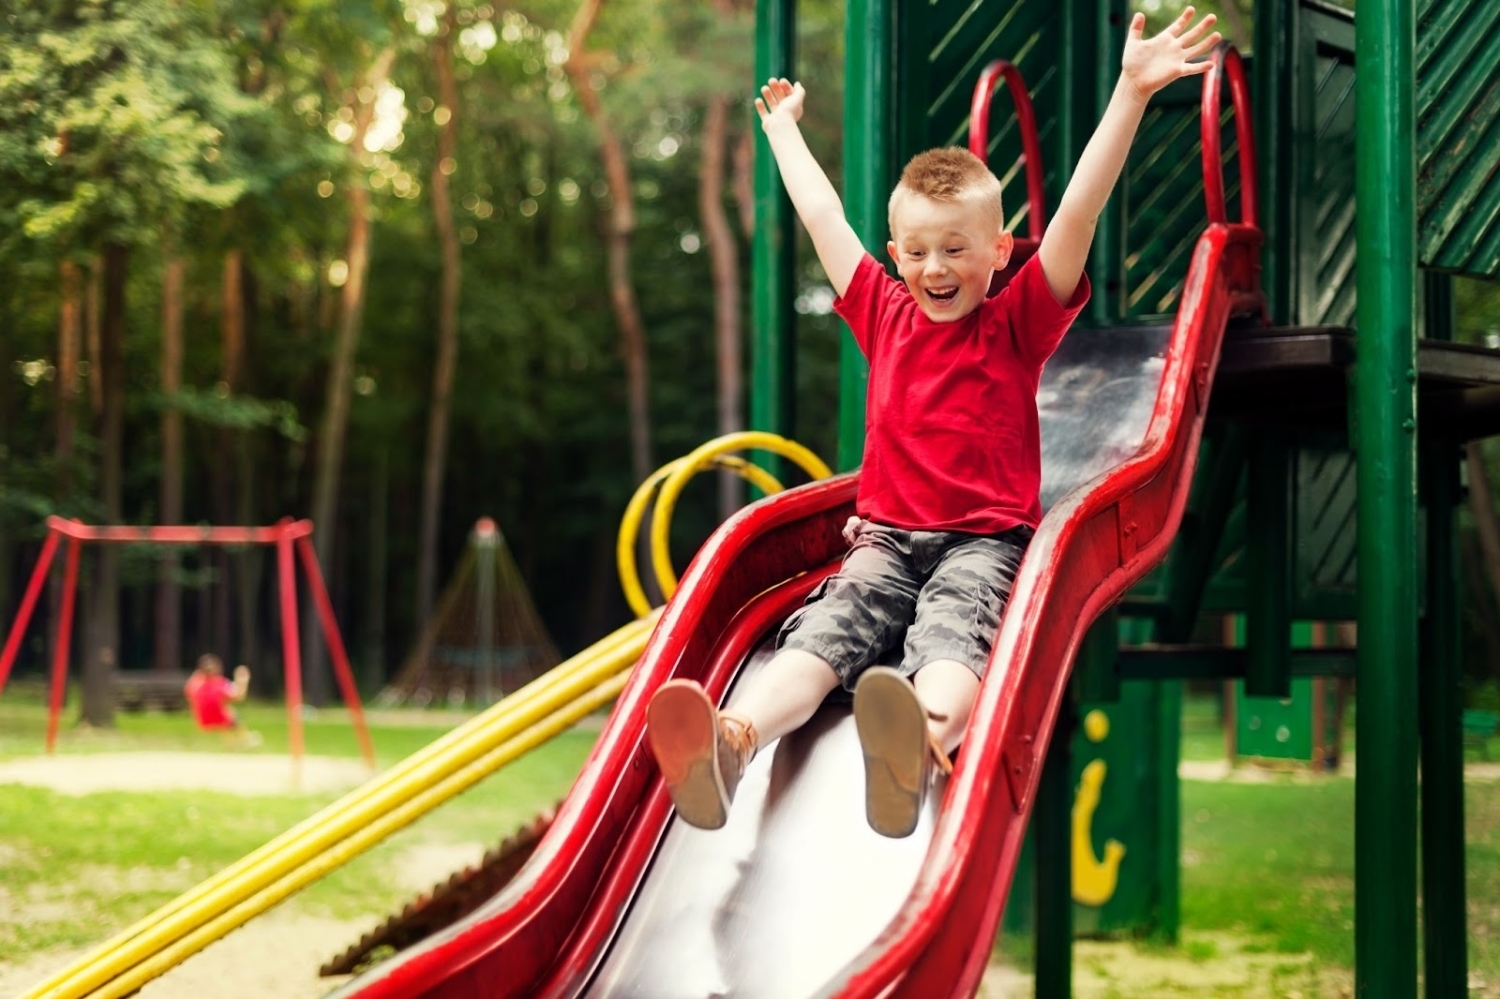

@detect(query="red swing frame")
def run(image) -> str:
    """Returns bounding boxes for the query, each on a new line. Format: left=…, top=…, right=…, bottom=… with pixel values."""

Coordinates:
left=0, top=516, right=375, bottom=774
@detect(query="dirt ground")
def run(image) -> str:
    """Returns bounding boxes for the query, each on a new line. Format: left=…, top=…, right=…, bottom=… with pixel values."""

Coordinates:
left=0, top=751, right=1382, bottom=998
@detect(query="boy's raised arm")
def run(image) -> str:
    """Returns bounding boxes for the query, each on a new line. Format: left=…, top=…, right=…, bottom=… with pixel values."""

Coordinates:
left=1039, top=8, right=1220, bottom=305
left=756, top=79, right=867, bottom=298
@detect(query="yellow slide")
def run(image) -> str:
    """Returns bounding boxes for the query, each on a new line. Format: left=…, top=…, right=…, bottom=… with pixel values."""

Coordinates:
left=26, top=432, right=829, bottom=999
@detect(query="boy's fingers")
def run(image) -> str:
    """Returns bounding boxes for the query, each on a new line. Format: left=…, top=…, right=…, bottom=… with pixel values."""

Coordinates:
left=1181, top=13, right=1217, bottom=44
left=755, top=98, right=768, bottom=115
left=1186, top=33, right=1221, bottom=59
left=1183, top=59, right=1213, bottom=76
left=1128, top=11, right=1145, bottom=38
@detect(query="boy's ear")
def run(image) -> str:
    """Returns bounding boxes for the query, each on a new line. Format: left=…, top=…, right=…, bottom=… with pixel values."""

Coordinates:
left=993, top=230, right=1014, bottom=270
left=886, top=240, right=899, bottom=266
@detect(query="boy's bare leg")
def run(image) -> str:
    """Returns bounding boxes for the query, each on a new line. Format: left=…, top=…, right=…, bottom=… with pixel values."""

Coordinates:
left=727, top=649, right=842, bottom=745
left=912, top=658, right=979, bottom=754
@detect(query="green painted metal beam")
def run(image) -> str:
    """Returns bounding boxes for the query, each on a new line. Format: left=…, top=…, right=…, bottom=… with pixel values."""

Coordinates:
left=750, top=0, right=797, bottom=468
left=1419, top=273, right=1467, bottom=998
left=1116, top=647, right=1358, bottom=681
left=1254, top=0, right=1298, bottom=323
left=1354, top=0, right=1420, bottom=994
left=1245, top=432, right=1292, bottom=697
left=837, top=0, right=892, bottom=471
left=1034, top=702, right=1074, bottom=999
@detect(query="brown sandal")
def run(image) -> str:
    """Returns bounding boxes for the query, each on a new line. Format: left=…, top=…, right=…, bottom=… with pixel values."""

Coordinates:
left=853, top=667, right=949, bottom=838
left=646, top=680, right=758, bottom=830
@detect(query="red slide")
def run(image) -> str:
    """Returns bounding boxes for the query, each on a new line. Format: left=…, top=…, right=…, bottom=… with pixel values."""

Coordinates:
left=330, top=45, right=1262, bottom=999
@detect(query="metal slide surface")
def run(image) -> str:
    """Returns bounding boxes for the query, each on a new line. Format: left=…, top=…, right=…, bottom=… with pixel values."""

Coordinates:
left=335, top=48, right=1263, bottom=999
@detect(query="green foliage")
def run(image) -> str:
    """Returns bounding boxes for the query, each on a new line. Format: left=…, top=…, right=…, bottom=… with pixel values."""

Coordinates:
left=0, top=0, right=258, bottom=253
left=167, top=385, right=307, bottom=441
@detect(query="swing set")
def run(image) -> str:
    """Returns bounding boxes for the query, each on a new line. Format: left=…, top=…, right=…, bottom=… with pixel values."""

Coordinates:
left=0, top=516, right=375, bottom=774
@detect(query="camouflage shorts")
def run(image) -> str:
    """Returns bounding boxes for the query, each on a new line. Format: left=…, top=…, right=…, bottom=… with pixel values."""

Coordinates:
left=777, top=520, right=1031, bottom=689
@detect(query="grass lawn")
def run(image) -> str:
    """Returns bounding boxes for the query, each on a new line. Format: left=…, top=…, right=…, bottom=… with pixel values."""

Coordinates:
left=0, top=686, right=595, bottom=963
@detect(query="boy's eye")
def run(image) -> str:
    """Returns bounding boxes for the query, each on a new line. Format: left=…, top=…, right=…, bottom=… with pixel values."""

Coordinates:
left=946, top=247, right=964, bottom=255
left=908, top=250, right=925, bottom=259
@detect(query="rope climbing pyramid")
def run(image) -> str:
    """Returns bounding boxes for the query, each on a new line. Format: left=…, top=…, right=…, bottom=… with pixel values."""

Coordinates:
left=381, top=518, right=560, bottom=708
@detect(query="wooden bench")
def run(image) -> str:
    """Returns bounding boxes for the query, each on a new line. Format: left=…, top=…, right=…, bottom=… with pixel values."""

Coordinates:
left=1463, top=710, right=1499, bottom=760
left=112, top=671, right=190, bottom=713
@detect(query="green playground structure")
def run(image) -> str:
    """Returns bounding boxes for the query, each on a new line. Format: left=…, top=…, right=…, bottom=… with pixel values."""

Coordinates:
left=748, top=0, right=1498, bottom=995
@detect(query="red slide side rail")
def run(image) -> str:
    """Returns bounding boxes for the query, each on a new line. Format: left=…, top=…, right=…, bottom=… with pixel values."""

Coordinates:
left=969, top=60, right=1047, bottom=240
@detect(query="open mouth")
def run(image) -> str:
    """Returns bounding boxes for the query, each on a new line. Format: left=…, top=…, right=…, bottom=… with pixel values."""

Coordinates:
left=926, top=286, right=959, bottom=306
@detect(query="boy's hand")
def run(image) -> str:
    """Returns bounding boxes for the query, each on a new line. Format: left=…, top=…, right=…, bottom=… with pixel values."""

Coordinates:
left=1121, top=7, right=1221, bottom=102
left=755, top=78, right=805, bottom=128
left=233, top=665, right=250, bottom=683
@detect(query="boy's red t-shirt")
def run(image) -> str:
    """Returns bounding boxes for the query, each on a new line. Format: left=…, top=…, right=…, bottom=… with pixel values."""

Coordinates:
left=185, top=673, right=236, bottom=729
left=834, top=252, right=1090, bottom=533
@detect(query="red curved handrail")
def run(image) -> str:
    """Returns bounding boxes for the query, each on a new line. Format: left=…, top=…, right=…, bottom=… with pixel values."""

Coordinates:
left=968, top=61, right=1047, bottom=240
left=1201, top=42, right=1258, bottom=229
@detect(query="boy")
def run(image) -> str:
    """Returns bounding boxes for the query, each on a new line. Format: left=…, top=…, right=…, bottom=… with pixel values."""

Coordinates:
left=647, top=9, right=1220, bottom=838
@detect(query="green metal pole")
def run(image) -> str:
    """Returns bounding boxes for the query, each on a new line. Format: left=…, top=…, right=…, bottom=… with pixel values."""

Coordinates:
left=1245, top=431, right=1291, bottom=698
left=1153, top=679, right=1182, bottom=941
left=750, top=0, right=797, bottom=470
left=1354, top=1, right=1419, bottom=995
left=1419, top=273, right=1467, bottom=999
left=1076, top=608, right=1121, bottom=704
left=837, top=0, right=891, bottom=471
left=1034, top=701, right=1074, bottom=999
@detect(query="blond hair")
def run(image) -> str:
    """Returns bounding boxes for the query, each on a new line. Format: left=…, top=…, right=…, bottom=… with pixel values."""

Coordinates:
left=887, top=147, right=1005, bottom=236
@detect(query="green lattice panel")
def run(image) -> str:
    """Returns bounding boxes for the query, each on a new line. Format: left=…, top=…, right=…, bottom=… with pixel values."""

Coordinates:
left=1121, top=80, right=1242, bottom=321
left=897, top=0, right=1067, bottom=235
left=1299, top=6, right=1358, bottom=327
left=1417, top=0, right=1500, bottom=279
left=1292, top=444, right=1358, bottom=617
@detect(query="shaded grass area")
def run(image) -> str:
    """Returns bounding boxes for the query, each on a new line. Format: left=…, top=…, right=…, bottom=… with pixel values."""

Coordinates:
left=1181, top=778, right=1355, bottom=963
left=0, top=693, right=595, bottom=962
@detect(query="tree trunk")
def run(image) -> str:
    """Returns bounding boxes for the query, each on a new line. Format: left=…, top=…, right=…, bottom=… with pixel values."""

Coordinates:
left=56, top=259, right=83, bottom=495
left=307, top=48, right=395, bottom=705
left=733, top=127, right=755, bottom=240
left=565, top=0, right=652, bottom=485
left=156, top=255, right=185, bottom=674
left=82, top=243, right=127, bottom=728
left=417, top=7, right=464, bottom=633
left=699, top=92, right=744, bottom=518
left=214, top=249, right=245, bottom=662
left=1466, top=441, right=1500, bottom=682
left=233, top=258, right=262, bottom=685
left=1462, top=539, right=1500, bottom=676
left=86, top=255, right=103, bottom=417
left=364, top=449, right=390, bottom=693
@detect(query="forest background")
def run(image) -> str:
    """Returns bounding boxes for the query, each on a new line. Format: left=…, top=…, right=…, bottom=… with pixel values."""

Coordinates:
left=3, top=0, right=1499, bottom=727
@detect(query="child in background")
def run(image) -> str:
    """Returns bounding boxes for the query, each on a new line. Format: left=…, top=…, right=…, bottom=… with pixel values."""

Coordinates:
left=647, top=9, right=1220, bottom=838
left=184, top=654, right=261, bottom=748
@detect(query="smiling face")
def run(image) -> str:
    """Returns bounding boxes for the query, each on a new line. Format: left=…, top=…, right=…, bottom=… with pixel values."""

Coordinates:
left=886, top=194, right=1013, bottom=323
